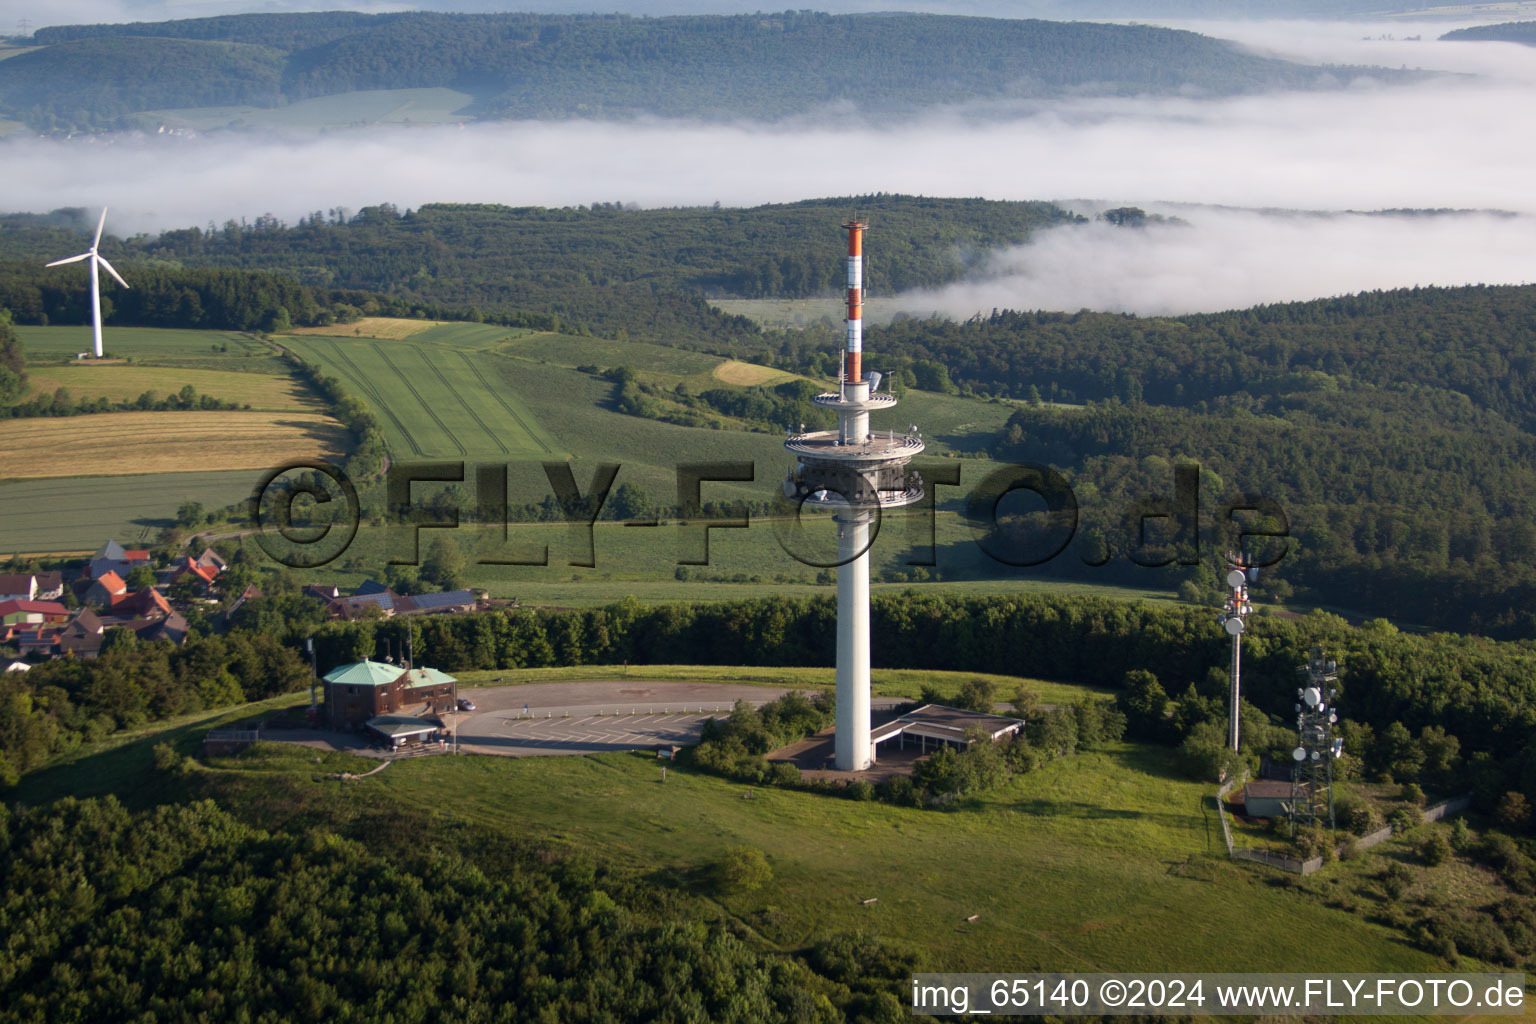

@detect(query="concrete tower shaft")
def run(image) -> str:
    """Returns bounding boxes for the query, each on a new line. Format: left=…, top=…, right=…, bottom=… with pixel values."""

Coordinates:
left=782, top=222, right=924, bottom=771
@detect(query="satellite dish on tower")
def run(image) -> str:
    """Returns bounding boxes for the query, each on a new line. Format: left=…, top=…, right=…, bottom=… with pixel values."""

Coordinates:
left=1224, top=616, right=1245, bottom=636
left=1292, top=747, right=1306, bottom=761
left=1303, top=686, right=1321, bottom=707
left=1226, top=569, right=1247, bottom=589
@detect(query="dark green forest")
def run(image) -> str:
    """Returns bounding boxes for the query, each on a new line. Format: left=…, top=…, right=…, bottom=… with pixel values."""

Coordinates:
left=835, top=287, right=1536, bottom=636
left=0, top=796, right=906, bottom=1023
left=1441, top=21, right=1536, bottom=46
left=0, top=197, right=1075, bottom=346
left=1, top=11, right=1403, bottom=130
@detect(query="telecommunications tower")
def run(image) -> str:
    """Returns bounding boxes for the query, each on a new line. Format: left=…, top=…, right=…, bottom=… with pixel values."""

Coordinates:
left=1216, top=554, right=1255, bottom=752
left=1291, top=646, right=1341, bottom=832
left=783, top=222, right=925, bottom=770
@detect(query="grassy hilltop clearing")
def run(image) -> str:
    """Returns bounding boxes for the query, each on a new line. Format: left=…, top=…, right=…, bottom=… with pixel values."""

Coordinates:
left=8, top=647, right=1528, bottom=1022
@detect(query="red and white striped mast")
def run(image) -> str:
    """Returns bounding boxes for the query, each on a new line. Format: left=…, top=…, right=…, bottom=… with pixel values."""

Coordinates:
left=843, top=219, right=865, bottom=389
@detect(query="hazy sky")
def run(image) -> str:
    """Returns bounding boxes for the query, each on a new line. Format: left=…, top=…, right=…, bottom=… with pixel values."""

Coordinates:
left=10, top=1, right=1520, bottom=29
left=4, top=15, right=1534, bottom=315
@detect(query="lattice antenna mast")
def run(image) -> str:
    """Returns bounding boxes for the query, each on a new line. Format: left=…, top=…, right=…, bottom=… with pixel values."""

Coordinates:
left=1290, top=645, right=1341, bottom=834
left=1216, top=553, right=1254, bottom=751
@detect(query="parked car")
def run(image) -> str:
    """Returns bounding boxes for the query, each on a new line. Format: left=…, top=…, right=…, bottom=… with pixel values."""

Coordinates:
left=456, top=698, right=476, bottom=712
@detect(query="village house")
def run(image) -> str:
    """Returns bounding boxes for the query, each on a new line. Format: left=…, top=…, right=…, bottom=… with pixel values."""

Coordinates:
left=165, top=557, right=220, bottom=595
left=0, top=572, right=65, bottom=602
left=0, top=599, right=70, bottom=642
left=84, top=571, right=128, bottom=608
left=87, top=540, right=151, bottom=581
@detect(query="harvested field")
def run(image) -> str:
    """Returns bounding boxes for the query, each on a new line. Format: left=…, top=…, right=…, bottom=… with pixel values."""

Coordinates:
left=0, top=411, right=347, bottom=479
left=711, top=360, right=800, bottom=386
left=288, top=317, right=440, bottom=340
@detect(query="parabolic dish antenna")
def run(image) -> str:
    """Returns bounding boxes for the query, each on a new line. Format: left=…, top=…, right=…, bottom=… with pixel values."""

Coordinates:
left=1224, top=616, right=1245, bottom=636
left=1303, top=686, right=1321, bottom=707
left=1226, top=569, right=1247, bottom=589
left=1292, top=747, right=1306, bottom=761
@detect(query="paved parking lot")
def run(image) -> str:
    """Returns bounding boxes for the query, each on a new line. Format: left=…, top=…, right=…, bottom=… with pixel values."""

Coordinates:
left=448, top=680, right=793, bottom=757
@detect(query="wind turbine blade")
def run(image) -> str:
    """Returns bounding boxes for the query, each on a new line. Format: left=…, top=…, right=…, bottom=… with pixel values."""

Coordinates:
left=45, top=252, right=91, bottom=267
left=92, top=207, right=108, bottom=250
left=97, top=255, right=130, bottom=289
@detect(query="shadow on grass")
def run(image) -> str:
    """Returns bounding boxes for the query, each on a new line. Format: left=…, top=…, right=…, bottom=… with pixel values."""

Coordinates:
left=11, top=696, right=311, bottom=809
left=1090, top=741, right=1195, bottom=783
left=12, top=708, right=242, bottom=808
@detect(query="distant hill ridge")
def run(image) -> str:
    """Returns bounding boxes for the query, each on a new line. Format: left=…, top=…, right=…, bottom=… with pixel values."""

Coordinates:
left=3, top=10, right=1417, bottom=131
left=1440, top=20, right=1536, bottom=46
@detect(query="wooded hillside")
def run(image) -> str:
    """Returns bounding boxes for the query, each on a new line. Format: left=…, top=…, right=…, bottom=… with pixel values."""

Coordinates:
left=5, top=11, right=1412, bottom=130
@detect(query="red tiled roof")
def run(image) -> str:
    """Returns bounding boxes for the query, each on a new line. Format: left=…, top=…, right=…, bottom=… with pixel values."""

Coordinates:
left=118, top=588, right=172, bottom=617
left=0, top=599, right=68, bottom=618
left=93, top=570, right=127, bottom=594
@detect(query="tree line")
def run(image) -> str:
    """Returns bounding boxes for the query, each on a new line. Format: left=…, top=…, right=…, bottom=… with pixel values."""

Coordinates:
left=274, top=592, right=1536, bottom=819
left=0, top=631, right=308, bottom=787
left=0, top=197, right=1071, bottom=349
left=0, top=382, right=246, bottom=420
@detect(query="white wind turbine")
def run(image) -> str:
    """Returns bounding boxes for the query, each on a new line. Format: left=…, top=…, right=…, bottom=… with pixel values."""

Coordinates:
left=45, top=207, right=130, bottom=359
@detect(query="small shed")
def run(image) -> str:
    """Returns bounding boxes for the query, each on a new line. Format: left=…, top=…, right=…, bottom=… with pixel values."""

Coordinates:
left=868, top=703, right=1025, bottom=763
left=366, top=715, right=440, bottom=750
left=1242, top=779, right=1293, bottom=819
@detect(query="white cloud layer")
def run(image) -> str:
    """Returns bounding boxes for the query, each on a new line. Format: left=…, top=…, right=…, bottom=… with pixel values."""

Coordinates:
left=890, top=209, right=1536, bottom=318
left=3, top=17, right=1534, bottom=314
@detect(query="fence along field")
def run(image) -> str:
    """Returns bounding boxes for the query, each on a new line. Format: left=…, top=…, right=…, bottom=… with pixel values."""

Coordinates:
left=281, top=331, right=561, bottom=459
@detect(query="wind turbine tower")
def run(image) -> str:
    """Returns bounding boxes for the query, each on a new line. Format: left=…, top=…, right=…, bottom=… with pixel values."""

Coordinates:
left=783, top=222, right=925, bottom=770
left=46, top=207, right=129, bottom=359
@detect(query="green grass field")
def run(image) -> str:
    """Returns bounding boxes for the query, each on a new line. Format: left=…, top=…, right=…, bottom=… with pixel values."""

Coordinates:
left=260, top=511, right=1182, bottom=608
left=0, top=470, right=269, bottom=553
left=16, top=325, right=273, bottom=365
left=445, top=664, right=1113, bottom=707
left=23, top=363, right=319, bottom=410
left=131, top=87, right=476, bottom=132
left=369, top=747, right=1440, bottom=974
left=282, top=333, right=562, bottom=459
left=5, top=323, right=1150, bottom=608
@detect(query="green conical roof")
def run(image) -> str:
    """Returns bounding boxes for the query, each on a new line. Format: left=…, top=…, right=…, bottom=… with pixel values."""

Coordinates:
left=323, top=659, right=404, bottom=686
left=405, top=667, right=457, bottom=685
